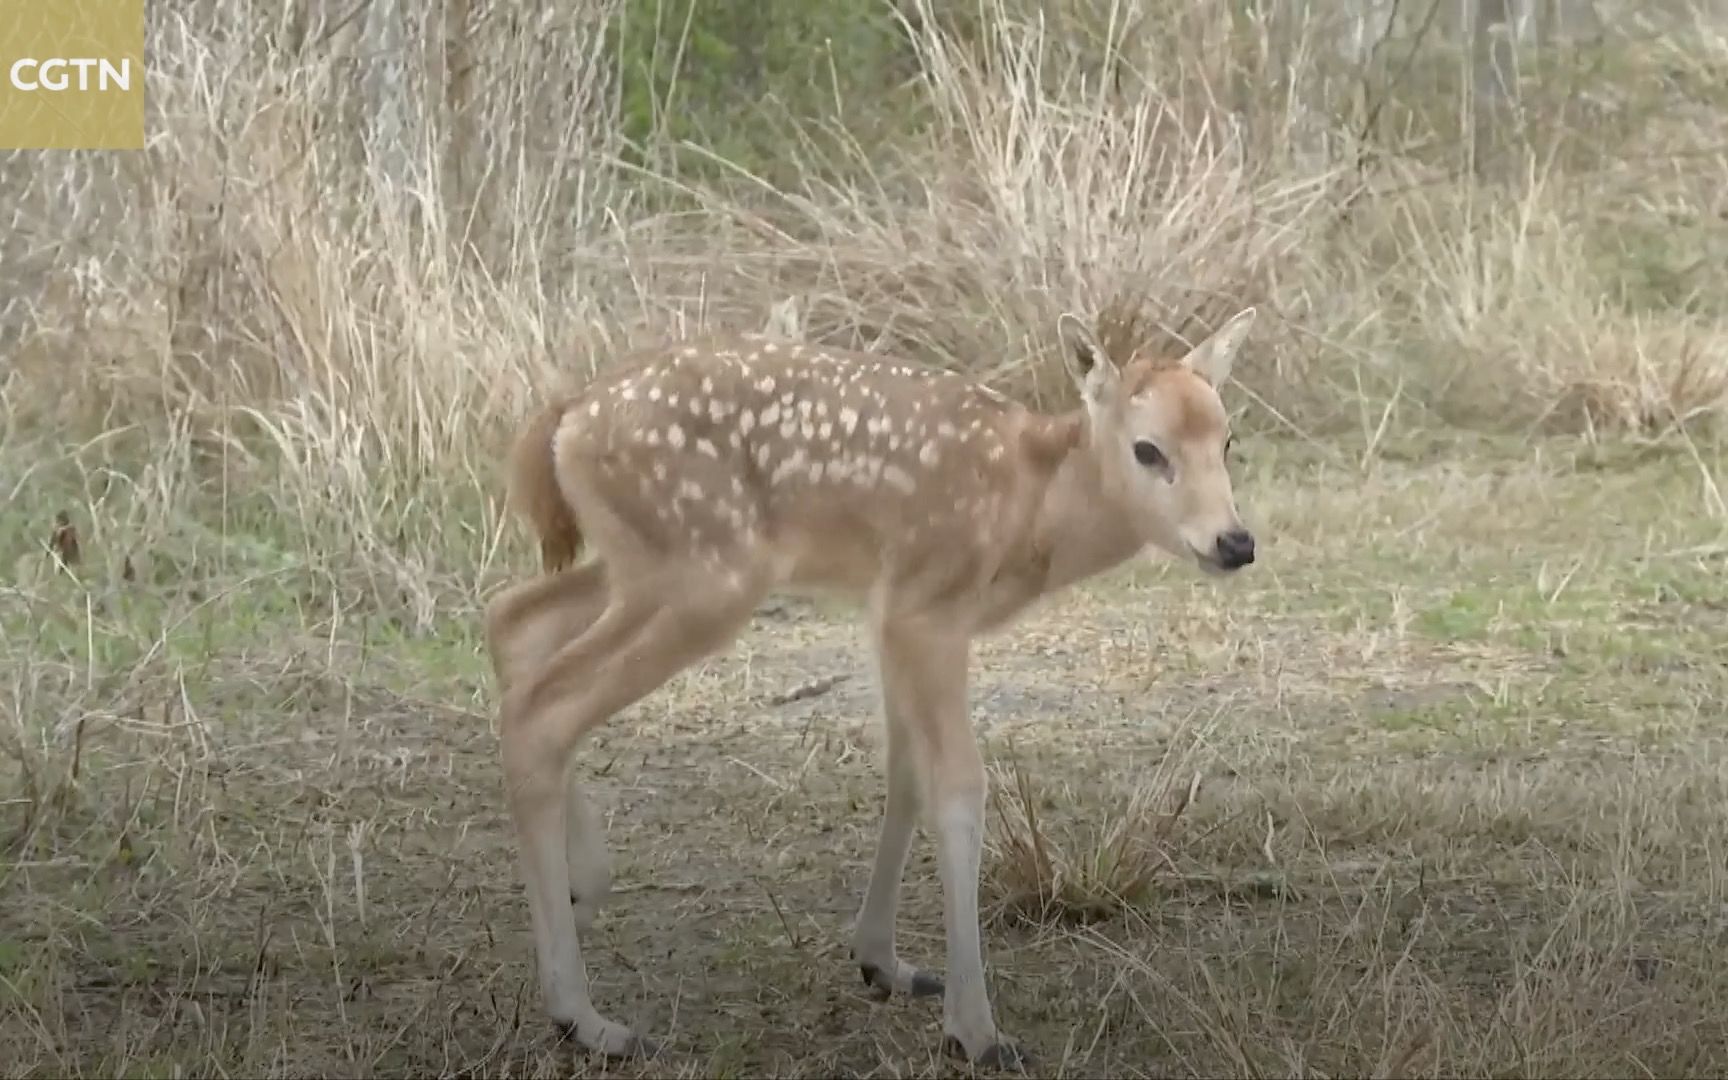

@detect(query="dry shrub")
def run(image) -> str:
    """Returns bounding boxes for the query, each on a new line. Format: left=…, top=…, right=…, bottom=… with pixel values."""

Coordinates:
left=670, top=0, right=1340, bottom=409
left=984, top=741, right=1201, bottom=928
left=1532, top=317, right=1728, bottom=436
left=1306, top=172, right=1728, bottom=434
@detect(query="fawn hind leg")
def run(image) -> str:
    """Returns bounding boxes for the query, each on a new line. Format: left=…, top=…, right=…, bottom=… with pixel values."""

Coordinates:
left=485, top=562, right=614, bottom=929
left=485, top=562, right=609, bottom=689
left=501, top=559, right=767, bottom=1058
left=563, top=771, right=609, bottom=931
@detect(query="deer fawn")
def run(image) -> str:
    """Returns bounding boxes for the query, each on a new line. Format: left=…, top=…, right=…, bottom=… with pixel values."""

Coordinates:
left=484, top=307, right=1260, bottom=1067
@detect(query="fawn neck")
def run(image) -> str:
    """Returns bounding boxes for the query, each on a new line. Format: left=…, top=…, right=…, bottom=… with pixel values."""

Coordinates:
left=1037, top=413, right=1144, bottom=589
left=980, top=409, right=1144, bottom=629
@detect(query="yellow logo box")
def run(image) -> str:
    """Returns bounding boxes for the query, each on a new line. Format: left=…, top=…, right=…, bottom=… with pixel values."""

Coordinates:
left=0, top=0, right=145, bottom=149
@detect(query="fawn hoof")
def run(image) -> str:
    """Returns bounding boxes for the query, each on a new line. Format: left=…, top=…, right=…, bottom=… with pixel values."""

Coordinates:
left=852, top=947, right=945, bottom=999
left=858, top=961, right=945, bottom=999
left=555, top=1016, right=660, bottom=1062
left=943, top=1034, right=1032, bottom=1072
left=909, top=968, right=946, bottom=997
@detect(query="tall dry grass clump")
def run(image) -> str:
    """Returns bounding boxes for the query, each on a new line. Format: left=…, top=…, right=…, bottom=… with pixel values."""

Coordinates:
left=985, top=741, right=1205, bottom=928
left=2, top=1, right=644, bottom=604
left=670, top=0, right=1343, bottom=408
left=1276, top=3, right=1728, bottom=433
left=4, top=1, right=641, bottom=442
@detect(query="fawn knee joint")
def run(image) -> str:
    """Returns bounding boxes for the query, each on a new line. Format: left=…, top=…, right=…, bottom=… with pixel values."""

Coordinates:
left=499, top=685, right=536, bottom=734
left=569, top=889, right=601, bottom=931
left=483, top=593, right=531, bottom=685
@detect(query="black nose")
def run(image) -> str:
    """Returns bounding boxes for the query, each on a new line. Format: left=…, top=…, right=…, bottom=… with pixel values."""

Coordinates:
left=1216, top=529, right=1255, bottom=569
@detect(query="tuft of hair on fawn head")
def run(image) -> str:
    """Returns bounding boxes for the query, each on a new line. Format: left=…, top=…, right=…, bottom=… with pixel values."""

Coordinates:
left=1055, top=306, right=1259, bottom=576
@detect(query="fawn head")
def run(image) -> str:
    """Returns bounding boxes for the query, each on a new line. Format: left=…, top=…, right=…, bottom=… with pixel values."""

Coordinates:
left=1057, top=307, right=1259, bottom=575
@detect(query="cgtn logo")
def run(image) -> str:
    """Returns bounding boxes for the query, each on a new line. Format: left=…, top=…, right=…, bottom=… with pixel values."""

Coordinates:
left=9, top=57, right=132, bottom=93
left=0, top=0, right=145, bottom=149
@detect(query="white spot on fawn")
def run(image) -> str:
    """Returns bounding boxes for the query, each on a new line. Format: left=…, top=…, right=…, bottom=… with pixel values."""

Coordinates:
left=667, top=425, right=687, bottom=450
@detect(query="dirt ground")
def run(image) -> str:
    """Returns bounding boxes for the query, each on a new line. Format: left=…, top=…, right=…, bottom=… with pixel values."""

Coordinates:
left=4, top=433, right=1728, bottom=1078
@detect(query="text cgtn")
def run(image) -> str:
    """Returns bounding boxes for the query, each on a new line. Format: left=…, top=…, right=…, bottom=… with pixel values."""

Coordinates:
left=9, top=58, right=132, bottom=92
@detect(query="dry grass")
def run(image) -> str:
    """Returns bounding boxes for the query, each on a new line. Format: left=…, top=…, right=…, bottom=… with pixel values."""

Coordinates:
left=985, top=741, right=1203, bottom=930
left=5, top=0, right=1728, bottom=1076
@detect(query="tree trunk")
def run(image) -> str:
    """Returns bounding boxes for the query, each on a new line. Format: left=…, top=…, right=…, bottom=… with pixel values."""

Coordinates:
left=362, top=0, right=424, bottom=210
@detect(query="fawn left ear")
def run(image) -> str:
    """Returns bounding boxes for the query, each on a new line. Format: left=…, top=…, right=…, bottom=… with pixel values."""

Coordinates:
left=1181, top=307, right=1257, bottom=388
left=1057, top=312, right=1120, bottom=406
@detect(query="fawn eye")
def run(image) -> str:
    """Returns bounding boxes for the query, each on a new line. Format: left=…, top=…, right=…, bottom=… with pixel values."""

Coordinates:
left=1132, top=440, right=1166, bottom=469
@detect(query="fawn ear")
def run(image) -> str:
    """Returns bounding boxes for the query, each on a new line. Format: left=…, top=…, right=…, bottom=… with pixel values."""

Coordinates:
left=1057, top=312, right=1120, bottom=406
left=1181, top=307, right=1257, bottom=388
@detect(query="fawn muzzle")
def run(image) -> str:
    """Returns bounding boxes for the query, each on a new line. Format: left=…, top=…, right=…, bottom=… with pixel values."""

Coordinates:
left=1213, top=528, right=1255, bottom=570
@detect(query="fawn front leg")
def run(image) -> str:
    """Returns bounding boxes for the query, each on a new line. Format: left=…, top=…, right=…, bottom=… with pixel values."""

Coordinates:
left=851, top=644, right=944, bottom=998
left=876, top=615, right=1029, bottom=1070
